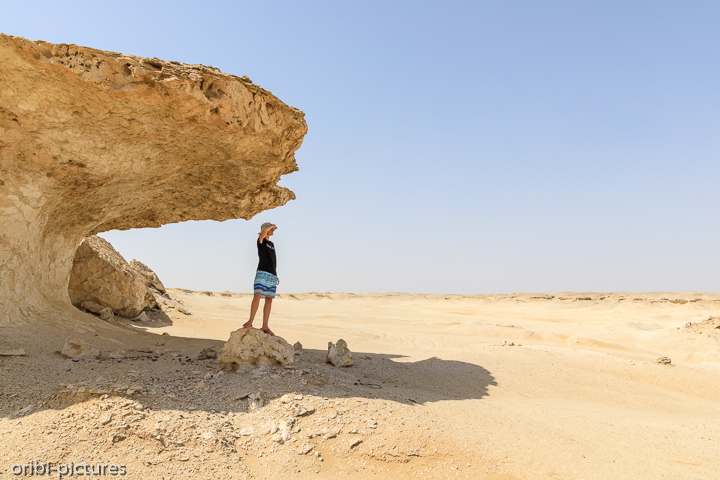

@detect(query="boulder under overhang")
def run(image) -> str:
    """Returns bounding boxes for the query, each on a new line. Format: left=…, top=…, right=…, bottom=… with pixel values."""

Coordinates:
left=0, top=34, right=307, bottom=327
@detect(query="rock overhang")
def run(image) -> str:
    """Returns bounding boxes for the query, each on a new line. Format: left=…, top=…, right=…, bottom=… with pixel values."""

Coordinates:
left=0, top=34, right=307, bottom=326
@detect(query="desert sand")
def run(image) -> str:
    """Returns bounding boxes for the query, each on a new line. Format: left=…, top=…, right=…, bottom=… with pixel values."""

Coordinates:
left=1, top=290, right=719, bottom=479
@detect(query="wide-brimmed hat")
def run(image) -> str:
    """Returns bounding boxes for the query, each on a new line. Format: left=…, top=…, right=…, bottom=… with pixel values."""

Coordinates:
left=259, top=222, right=277, bottom=234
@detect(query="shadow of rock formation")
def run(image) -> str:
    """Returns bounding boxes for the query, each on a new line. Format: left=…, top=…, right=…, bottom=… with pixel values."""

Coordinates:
left=0, top=34, right=306, bottom=328
left=1, top=341, right=496, bottom=420
left=0, top=336, right=496, bottom=478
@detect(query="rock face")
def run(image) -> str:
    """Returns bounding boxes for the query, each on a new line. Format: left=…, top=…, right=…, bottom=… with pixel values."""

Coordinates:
left=0, top=34, right=306, bottom=326
left=218, top=328, right=295, bottom=368
left=326, top=339, right=353, bottom=367
left=129, top=259, right=166, bottom=293
left=68, top=235, right=157, bottom=317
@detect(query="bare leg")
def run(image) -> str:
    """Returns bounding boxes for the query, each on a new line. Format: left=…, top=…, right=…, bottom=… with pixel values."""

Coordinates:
left=243, top=294, right=262, bottom=328
left=261, top=297, right=274, bottom=335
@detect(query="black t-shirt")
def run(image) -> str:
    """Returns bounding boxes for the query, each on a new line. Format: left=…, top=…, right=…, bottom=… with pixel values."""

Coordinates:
left=257, top=238, right=277, bottom=276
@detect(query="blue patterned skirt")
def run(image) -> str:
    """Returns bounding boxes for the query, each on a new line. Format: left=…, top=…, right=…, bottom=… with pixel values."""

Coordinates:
left=253, top=270, right=278, bottom=298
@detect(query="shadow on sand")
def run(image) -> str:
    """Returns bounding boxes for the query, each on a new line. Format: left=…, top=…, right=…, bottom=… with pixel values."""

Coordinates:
left=1, top=335, right=496, bottom=418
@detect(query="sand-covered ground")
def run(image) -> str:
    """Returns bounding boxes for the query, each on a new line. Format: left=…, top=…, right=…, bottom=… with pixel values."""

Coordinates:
left=2, top=290, right=720, bottom=479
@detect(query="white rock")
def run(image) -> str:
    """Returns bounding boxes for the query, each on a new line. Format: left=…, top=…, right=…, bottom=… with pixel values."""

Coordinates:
left=294, top=405, right=316, bottom=417
left=99, top=307, right=114, bottom=321
left=297, top=443, right=314, bottom=455
left=109, top=348, right=126, bottom=359
left=12, top=405, right=35, bottom=418
left=80, top=301, right=106, bottom=314
left=325, top=339, right=353, bottom=367
left=99, top=412, right=113, bottom=425
left=218, top=328, right=295, bottom=368
left=0, top=348, right=26, bottom=356
left=61, top=338, right=100, bottom=360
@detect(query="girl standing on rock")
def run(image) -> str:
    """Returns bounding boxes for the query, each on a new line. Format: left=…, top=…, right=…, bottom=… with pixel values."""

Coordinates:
left=243, top=222, right=278, bottom=336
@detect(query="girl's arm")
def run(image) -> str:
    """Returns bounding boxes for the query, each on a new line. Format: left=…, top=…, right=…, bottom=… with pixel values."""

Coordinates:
left=258, top=226, right=273, bottom=243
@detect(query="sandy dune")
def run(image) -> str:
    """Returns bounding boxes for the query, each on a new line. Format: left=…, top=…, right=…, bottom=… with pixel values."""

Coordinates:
left=1, top=291, right=719, bottom=479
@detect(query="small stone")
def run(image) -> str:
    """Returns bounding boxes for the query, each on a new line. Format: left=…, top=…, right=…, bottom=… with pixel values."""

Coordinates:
left=137, top=311, right=151, bottom=322
left=656, top=357, right=672, bottom=365
left=297, top=443, right=313, bottom=455
left=196, top=347, right=218, bottom=361
left=294, top=405, right=316, bottom=417
left=12, top=405, right=35, bottom=418
left=239, top=427, right=257, bottom=436
left=99, top=412, right=113, bottom=425
left=61, top=338, right=100, bottom=360
left=293, top=341, right=303, bottom=354
left=80, top=301, right=106, bottom=314
left=109, top=348, right=127, bottom=360
left=350, top=438, right=363, bottom=448
left=99, top=307, right=114, bottom=321
left=248, top=393, right=263, bottom=410
left=0, top=348, right=26, bottom=356
left=127, top=384, right=142, bottom=395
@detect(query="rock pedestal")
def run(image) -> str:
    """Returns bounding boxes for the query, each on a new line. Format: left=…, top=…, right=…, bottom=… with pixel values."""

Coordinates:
left=218, top=328, right=295, bottom=368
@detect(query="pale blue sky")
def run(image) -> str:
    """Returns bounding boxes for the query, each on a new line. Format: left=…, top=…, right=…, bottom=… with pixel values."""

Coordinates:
left=4, top=1, right=720, bottom=293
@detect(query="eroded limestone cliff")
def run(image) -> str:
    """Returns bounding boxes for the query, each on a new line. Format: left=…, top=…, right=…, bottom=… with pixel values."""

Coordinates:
left=0, top=34, right=307, bottom=326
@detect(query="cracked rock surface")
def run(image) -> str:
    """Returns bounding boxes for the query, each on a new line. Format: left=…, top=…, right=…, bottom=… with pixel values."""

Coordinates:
left=68, top=235, right=157, bottom=318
